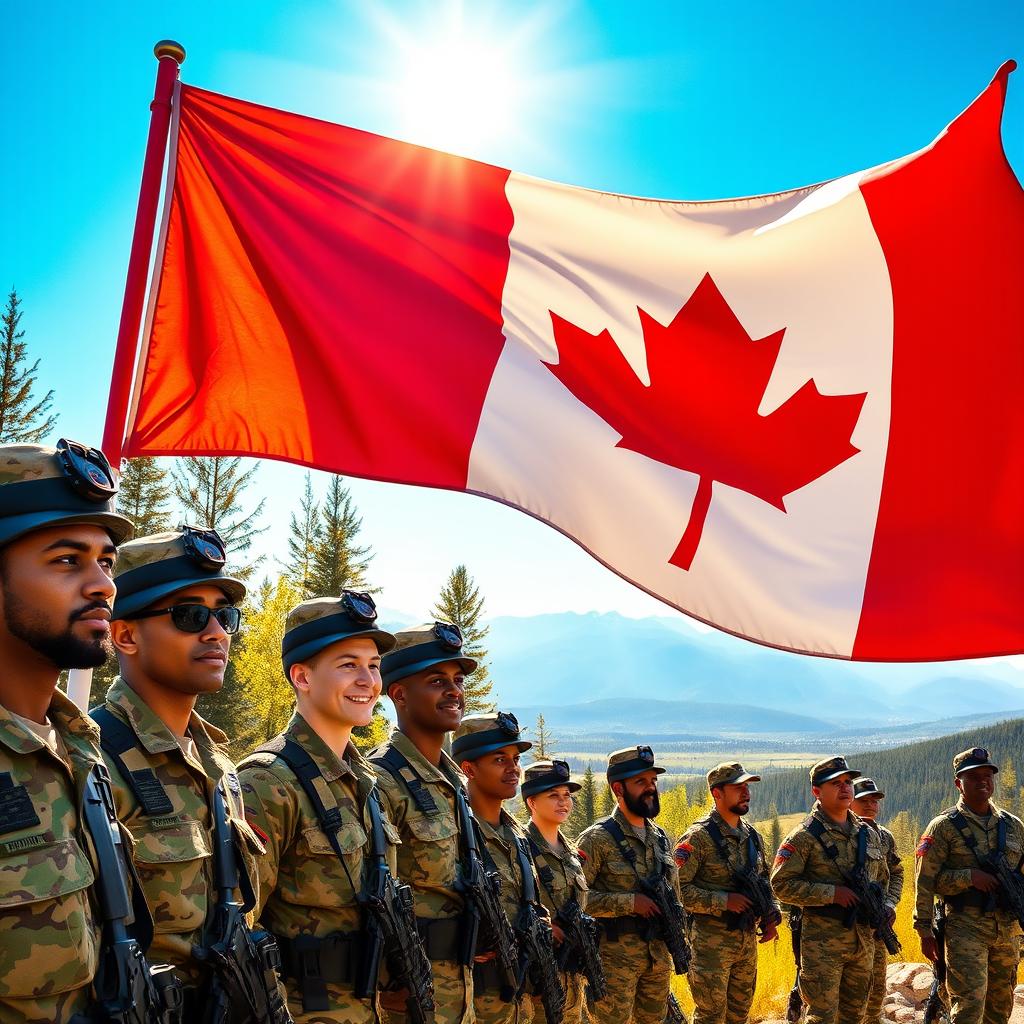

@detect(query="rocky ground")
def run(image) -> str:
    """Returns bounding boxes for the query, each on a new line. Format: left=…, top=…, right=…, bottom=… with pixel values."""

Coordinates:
left=758, top=962, right=1024, bottom=1024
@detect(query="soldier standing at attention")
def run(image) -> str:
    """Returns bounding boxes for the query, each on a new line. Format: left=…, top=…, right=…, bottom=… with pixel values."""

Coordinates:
left=371, top=622, right=479, bottom=1024
left=850, top=778, right=903, bottom=1024
left=452, top=712, right=536, bottom=1024
left=915, top=747, right=1024, bottom=1024
left=522, top=759, right=590, bottom=1024
left=0, top=440, right=133, bottom=1023
left=674, top=763, right=780, bottom=1024
left=239, top=592, right=403, bottom=1022
left=577, top=745, right=679, bottom=1024
left=97, top=527, right=267, bottom=1003
left=771, top=756, right=882, bottom=1024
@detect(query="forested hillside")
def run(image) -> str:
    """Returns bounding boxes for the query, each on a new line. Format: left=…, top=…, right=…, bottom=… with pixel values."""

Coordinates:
left=753, top=717, right=1024, bottom=827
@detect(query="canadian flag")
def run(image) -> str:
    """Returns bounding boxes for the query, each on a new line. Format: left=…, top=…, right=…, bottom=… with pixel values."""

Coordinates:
left=113, top=63, right=1024, bottom=661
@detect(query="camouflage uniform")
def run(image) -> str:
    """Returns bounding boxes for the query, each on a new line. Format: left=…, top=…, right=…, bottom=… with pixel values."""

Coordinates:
left=915, top=748, right=1023, bottom=1024
left=99, top=676, right=262, bottom=987
left=525, top=819, right=589, bottom=1024
left=240, top=713, right=400, bottom=1022
left=0, top=440, right=133, bottom=1024
left=771, top=795, right=883, bottom=1024
left=860, top=815, right=904, bottom=1024
left=373, top=729, right=475, bottom=1024
left=675, top=805, right=779, bottom=1024
left=577, top=805, right=678, bottom=1024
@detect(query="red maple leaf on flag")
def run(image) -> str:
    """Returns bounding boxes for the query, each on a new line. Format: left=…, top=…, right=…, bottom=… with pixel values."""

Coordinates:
left=544, top=274, right=868, bottom=571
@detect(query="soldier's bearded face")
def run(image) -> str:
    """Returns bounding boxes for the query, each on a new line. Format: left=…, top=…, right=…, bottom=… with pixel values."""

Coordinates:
left=0, top=525, right=116, bottom=669
left=720, top=782, right=750, bottom=816
left=622, top=771, right=660, bottom=819
left=115, top=584, right=233, bottom=695
left=391, top=662, right=466, bottom=733
left=294, top=637, right=382, bottom=727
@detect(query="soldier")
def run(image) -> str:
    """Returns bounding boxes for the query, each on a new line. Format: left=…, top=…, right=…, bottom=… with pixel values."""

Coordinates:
left=577, top=745, right=680, bottom=1024
left=452, top=712, right=536, bottom=1024
left=0, top=439, right=133, bottom=1022
left=674, top=762, right=780, bottom=1024
left=239, top=591, right=405, bottom=1021
left=771, top=756, right=883, bottom=1024
left=370, top=621, right=479, bottom=1024
left=522, top=759, right=591, bottom=1024
left=850, top=778, right=903, bottom=1024
left=914, top=747, right=1024, bottom=1024
left=98, top=527, right=268, bottom=1004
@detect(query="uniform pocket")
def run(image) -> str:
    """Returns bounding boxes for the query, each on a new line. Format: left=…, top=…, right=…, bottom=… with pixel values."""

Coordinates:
left=129, top=818, right=212, bottom=933
left=0, top=837, right=98, bottom=998
left=407, top=813, right=458, bottom=843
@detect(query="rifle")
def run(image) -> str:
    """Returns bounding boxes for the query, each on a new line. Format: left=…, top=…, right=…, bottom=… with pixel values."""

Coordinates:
left=847, top=850, right=902, bottom=956
left=354, top=792, right=434, bottom=1024
left=723, top=833, right=783, bottom=935
left=785, top=909, right=802, bottom=1024
left=512, top=838, right=565, bottom=1024
left=195, top=786, right=292, bottom=1024
left=923, top=903, right=946, bottom=1024
left=555, top=897, right=607, bottom=1002
left=639, top=868, right=692, bottom=975
left=453, top=787, right=520, bottom=1002
left=79, top=764, right=183, bottom=1024
left=666, top=991, right=687, bottom=1024
left=981, top=847, right=1024, bottom=928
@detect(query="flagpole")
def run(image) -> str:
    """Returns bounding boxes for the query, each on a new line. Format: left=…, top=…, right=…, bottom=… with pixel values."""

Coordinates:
left=101, top=40, right=185, bottom=464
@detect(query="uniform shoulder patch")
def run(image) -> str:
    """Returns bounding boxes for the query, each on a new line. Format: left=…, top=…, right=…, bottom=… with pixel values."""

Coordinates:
left=576, top=848, right=588, bottom=863
left=673, top=839, right=694, bottom=864
left=246, top=816, right=269, bottom=845
left=915, top=835, right=934, bottom=857
left=773, top=841, right=796, bottom=867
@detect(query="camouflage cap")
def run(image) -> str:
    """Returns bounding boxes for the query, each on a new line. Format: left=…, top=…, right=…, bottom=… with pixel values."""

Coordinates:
left=810, top=755, right=860, bottom=787
left=380, top=621, right=478, bottom=692
left=0, top=440, right=132, bottom=548
left=283, top=591, right=396, bottom=674
left=852, top=777, right=885, bottom=799
left=522, top=759, right=581, bottom=798
left=607, top=744, right=666, bottom=784
left=452, top=711, right=532, bottom=763
left=113, top=527, right=246, bottom=619
left=953, top=746, right=998, bottom=776
left=707, top=762, right=761, bottom=791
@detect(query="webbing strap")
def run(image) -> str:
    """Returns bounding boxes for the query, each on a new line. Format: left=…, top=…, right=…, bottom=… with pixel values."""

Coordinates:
left=705, top=817, right=761, bottom=875
left=90, top=707, right=174, bottom=817
left=948, top=807, right=1006, bottom=867
left=371, top=746, right=440, bottom=816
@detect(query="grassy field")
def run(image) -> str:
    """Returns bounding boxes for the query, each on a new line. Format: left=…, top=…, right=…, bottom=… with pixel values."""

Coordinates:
left=568, top=751, right=822, bottom=774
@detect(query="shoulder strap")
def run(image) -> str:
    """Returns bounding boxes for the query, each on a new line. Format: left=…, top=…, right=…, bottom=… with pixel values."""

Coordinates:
left=704, top=818, right=732, bottom=864
left=856, top=823, right=868, bottom=870
left=90, top=707, right=174, bottom=818
left=527, top=837, right=559, bottom=904
left=371, top=745, right=441, bottom=816
left=514, top=835, right=539, bottom=907
left=600, top=816, right=644, bottom=884
left=803, top=814, right=842, bottom=863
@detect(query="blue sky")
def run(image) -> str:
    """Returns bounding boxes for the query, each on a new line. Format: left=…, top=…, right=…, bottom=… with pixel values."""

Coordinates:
left=4, top=2, right=1022, bottom=642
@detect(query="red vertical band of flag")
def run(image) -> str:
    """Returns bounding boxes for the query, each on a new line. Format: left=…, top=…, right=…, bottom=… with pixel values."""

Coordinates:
left=131, top=86, right=512, bottom=488
left=854, top=62, right=1024, bottom=658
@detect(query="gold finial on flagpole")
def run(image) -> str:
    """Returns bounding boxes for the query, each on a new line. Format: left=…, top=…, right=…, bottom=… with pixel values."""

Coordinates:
left=154, top=40, right=186, bottom=64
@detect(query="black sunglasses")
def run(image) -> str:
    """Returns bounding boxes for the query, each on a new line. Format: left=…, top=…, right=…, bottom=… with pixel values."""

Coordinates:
left=131, top=604, right=242, bottom=635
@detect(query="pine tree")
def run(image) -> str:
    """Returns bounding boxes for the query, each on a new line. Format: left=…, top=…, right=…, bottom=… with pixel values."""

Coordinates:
left=999, top=759, right=1018, bottom=816
left=768, top=802, right=782, bottom=856
left=533, top=713, right=556, bottom=759
left=431, top=564, right=494, bottom=712
left=286, top=472, right=320, bottom=596
left=0, top=289, right=57, bottom=442
left=309, top=476, right=373, bottom=595
left=171, top=456, right=266, bottom=572
left=598, top=783, right=615, bottom=818
left=567, top=764, right=597, bottom=838
left=117, top=457, right=172, bottom=536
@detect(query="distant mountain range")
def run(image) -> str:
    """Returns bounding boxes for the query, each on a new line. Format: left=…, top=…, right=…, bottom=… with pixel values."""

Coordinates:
left=476, top=611, right=1023, bottom=730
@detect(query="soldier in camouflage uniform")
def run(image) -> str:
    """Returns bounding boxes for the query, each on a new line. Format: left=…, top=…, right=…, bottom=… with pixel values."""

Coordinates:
left=453, top=712, right=536, bottom=1024
left=100, top=527, right=267, bottom=1004
left=674, top=762, right=780, bottom=1024
left=521, top=759, right=589, bottom=1024
left=850, top=778, right=904, bottom=1024
left=577, top=745, right=679, bottom=1024
left=0, top=440, right=133, bottom=1023
left=239, top=591, right=402, bottom=1022
left=915, top=747, right=1024, bottom=1024
left=771, top=756, right=883, bottom=1024
left=371, top=621, right=480, bottom=1024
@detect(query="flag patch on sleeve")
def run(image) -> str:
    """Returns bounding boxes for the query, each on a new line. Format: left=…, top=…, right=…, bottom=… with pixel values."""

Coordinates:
left=674, top=841, right=693, bottom=865
left=916, top=836, right=934, bottom=857
left=773, top=842, right=796, bottom=867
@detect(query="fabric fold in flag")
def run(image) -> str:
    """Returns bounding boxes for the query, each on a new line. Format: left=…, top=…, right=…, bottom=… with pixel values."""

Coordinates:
left=116, top=63, right=1024, bottom=662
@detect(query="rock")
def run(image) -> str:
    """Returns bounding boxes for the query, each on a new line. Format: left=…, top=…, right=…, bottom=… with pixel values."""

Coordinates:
left=1015, top=984, right=1024, bottom=1005
left=912, top=970, right=937, bottom=997
left=884, top=993, right=915, bottom=1011
left=893, top=1009, right=918, bottom=1024
left=886, top=962, right=933, bottom=1006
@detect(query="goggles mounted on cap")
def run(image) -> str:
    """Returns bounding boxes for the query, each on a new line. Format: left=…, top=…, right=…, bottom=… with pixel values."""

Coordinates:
left=342, top=590, right=377, bottom=624
left=972, top=747, right=988, bottom=759
left=637, top=745, right=655, bottom=764
left=56, top=438, right=116, bottom=502
left=551, top=759, right=570, bottom=780
left=433, top=621, right=463, bottom=651
left=181, top=525, right=227, bottom=571
left=496, top=711, right=520, bottom=737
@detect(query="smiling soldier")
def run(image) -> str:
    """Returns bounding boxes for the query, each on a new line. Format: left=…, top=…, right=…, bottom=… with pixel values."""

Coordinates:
left=95, top=527, right=268, bottom=1005
left=371, top=622, right=479, bottom=1024
left=914, top=748, right=1024, bottom=1024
